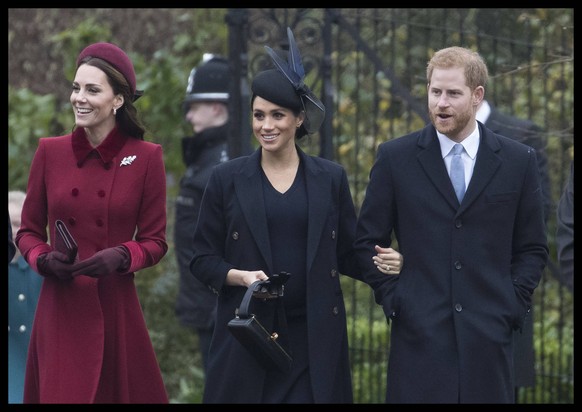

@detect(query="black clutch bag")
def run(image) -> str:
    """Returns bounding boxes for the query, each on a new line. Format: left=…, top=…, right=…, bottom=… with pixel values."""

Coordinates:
left=54, top=219, right=78, bottom=263
left=228, top=274, right=292, bottom=372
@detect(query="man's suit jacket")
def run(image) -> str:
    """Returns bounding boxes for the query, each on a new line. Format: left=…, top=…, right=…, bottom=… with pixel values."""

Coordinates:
left=355, top=122, right=548, bottom=403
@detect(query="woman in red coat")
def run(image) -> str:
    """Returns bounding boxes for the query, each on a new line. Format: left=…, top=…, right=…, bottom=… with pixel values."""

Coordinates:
left=15, top=42, right=169, bottom=404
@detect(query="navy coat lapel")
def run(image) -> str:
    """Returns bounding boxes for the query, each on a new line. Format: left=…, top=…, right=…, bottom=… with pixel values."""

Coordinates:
left=416, top=126, right=460, bottom=209
left=233, top=147, right=330, bottom=278
left=460, top=122, right=502, bottom=211
left=301, top=150, right=331, bottom=276
left=234, top=150, right=274, bottom=273
left=416, top=123, right=503, bottom=212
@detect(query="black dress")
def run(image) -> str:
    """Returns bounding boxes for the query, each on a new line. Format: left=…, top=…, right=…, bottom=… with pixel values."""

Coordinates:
left=260, top=163, right=314, bottom=403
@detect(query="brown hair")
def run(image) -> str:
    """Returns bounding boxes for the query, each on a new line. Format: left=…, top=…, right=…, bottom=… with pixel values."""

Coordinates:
left=426, top=46, right=488, bottom=91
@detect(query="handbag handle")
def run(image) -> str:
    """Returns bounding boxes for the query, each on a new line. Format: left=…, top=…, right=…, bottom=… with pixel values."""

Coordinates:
left=236, top=280, right=264, bottom=319
left=236, top=278, right=291, bottom=353
left=237, top=272, right=291, bottom=318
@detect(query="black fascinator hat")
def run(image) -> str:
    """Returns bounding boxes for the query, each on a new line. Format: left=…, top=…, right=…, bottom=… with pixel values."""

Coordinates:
left=252, top=27, right=325, bottom=136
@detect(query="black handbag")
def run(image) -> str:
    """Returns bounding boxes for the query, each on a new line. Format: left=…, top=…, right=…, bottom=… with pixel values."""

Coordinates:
left=228, top=275, right=292, bottom=372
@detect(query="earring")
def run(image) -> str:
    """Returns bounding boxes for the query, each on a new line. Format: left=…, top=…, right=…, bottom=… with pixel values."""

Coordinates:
left=113, top=107, right=117, bottom=116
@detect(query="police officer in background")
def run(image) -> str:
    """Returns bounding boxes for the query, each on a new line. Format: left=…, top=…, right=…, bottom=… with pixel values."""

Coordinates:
left=174, top=54, right=230, bottom=373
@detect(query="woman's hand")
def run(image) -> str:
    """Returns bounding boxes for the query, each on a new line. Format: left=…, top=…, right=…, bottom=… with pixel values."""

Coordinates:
left=226, top=268, right=269, bottom=287
left=372, top=245, right=403, bottom=275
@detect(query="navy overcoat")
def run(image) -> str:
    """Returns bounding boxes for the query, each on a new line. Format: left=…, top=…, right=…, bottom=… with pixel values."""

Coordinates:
left=355, top=122, right=548, bottom=403
left=191, top=146, right=361, bottom=403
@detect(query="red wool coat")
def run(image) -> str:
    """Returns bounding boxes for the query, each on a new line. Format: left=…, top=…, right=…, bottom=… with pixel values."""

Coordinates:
left=16, top=127, right=168, bottom=403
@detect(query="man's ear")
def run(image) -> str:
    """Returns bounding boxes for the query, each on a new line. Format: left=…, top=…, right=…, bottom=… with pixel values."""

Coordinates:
left=473, top=86, right=485, bottom=106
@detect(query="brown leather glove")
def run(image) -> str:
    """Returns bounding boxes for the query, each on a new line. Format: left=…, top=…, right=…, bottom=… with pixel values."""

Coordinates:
left=37, top=251, right=77, bottom=280
left=71, top=246, right=130, bottom=278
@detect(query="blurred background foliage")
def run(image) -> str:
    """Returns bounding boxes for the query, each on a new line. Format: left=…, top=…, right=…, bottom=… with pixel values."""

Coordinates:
left=8, top=8, right=573, bottom=403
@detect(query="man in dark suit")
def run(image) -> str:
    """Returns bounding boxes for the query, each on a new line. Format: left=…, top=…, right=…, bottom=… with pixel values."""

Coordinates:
left=477, top=99, right=551, bottom=397
left=355, top=46, right=548, bottom=403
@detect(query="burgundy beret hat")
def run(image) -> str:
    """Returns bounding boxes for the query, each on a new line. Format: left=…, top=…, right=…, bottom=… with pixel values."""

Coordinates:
left=76, top=42, right=136, bottom=95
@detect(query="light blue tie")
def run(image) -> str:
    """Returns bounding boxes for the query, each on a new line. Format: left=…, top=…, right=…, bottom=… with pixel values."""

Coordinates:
left=450, top=143, right=465, bottom=202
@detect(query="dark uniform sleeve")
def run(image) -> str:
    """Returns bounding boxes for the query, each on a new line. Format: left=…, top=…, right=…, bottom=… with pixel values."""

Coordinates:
left=556, top=161, right=574, bottom=292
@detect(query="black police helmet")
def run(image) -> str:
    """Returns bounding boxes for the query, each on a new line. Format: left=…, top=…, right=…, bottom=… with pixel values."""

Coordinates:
left=184, top=54, right=230, bottom=104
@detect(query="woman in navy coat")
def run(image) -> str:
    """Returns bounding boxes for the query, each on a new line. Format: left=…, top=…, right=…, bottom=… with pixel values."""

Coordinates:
left=15, top=42, right=168, bottom=403
left=190, top=29, right=402, bottom=403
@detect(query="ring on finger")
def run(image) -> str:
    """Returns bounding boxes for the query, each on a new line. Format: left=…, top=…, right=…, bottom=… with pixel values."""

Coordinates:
left=385, top=264, right=391, bottom=271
